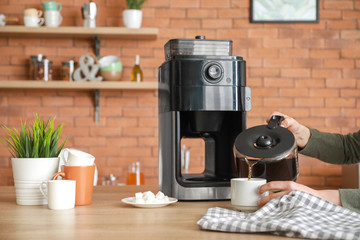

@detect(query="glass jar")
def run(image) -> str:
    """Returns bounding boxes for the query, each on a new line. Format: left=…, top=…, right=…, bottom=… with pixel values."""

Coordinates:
left=126, top=162, right=145, bottom=185
left=30, top=54, right=45, bottom=80
left=36, top=59, right=53, bottom=81
left=61, top=60, right=76, bottom=81
left=29, top=55, right=37, bottom=80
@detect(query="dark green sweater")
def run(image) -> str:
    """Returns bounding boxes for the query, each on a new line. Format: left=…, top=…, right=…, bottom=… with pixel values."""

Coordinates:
left=300, top=128, right=360, bottom=213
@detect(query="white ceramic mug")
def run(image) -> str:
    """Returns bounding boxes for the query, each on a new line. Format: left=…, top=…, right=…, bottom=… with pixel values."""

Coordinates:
left=24, top=8, right=43, bottom=17
left=59, top=148, right=95, bottom=166
left=24, top=16, right=44, bottom=27
left=44, top=10, right=62, bottom=27
left=40, top=180, right=76, bottom=210
left=231, top=178, right=268, bottom=212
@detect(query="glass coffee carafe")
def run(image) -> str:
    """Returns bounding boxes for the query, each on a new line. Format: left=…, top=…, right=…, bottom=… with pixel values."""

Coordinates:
left=233, top=116, right=299, bottom=182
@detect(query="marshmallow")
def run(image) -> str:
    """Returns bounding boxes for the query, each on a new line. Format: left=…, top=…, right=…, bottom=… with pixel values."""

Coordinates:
left=134, top=191, right=170, bottom=203
left=143, top=191, right=156, bottom=203
left=135, top=192, right=143, bottom=199
left=155, top=191, right=165, bottom=201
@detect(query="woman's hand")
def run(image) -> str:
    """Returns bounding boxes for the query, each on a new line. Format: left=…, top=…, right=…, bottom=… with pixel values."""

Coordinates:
left=267, top=111, right=311, bottom=149
left=258, top=181, right=341, bottom=206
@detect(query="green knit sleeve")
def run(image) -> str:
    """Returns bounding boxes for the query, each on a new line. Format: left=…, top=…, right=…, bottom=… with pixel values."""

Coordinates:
left=339, top=189, right=360, bottom=214
left=300, top=128, right=360, bottom=165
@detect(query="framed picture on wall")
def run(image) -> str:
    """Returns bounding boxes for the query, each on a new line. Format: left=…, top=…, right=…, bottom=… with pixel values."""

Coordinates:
left=250, top=0, right=319, bottom=23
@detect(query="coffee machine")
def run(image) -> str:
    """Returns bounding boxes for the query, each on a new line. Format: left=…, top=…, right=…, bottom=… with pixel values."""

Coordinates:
left=158, top=36, right=252, bottom=200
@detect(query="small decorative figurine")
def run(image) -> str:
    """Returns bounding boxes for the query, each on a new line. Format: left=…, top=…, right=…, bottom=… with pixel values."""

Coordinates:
left=73, top=55, right=103, bottom=82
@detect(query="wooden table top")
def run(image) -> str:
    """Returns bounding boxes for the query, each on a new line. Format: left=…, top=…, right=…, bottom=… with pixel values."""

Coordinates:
left=0, top=186, right=293, bottom=240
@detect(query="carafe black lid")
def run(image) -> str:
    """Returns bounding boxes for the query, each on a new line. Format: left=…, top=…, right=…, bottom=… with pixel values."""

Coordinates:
left=234, top=116, right=295, bottom=160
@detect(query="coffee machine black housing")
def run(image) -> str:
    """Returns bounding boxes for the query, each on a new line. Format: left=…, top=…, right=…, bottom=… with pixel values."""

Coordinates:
left=158, top=37, right=251, bottom=200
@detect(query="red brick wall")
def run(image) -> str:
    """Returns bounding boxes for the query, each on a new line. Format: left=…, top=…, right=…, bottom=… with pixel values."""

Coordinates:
left=0, top=0, right=359, bottom=188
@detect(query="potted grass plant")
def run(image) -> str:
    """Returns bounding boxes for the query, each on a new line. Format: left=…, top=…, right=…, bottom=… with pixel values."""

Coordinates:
left=1, top=114, right=67, bottom=205
left=123, top=0, right=146, bottom=28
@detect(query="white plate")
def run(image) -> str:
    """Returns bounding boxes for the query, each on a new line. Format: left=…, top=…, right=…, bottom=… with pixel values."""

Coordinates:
left=121, top=197, right=178, bottom=208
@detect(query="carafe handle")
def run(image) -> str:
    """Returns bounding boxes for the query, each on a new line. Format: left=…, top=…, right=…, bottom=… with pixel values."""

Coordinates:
left=267, top=115, right=284, bottom=129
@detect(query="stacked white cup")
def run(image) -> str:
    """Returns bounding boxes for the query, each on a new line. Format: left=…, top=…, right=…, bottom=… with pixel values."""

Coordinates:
left=44, top=11, right=62, bottom=27
left=42, top=1, right=62, bottom=27
left=60, top=148, right=95, bottom=166
left=24, top=8, right=44, bottom=27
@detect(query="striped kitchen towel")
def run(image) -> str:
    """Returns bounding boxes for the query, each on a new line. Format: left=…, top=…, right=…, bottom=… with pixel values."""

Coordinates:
left=197, top=190, right=360, bottom=239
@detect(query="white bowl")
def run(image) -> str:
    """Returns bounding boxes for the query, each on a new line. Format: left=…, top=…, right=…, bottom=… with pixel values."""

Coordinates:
left=99, top=55, right=121, bottom=67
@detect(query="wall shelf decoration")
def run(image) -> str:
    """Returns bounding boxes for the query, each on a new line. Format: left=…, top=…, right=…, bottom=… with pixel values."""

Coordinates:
left=0, top=26, right=158, bottom=58
left=0, top=26, right=159, bottom=122
left=250, top=0, right=319, bottom=23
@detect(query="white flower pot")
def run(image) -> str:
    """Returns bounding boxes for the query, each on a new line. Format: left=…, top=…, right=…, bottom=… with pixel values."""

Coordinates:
left=12, top=157, right=60, bottom=205
left=123, top=9, right=142, bottom=29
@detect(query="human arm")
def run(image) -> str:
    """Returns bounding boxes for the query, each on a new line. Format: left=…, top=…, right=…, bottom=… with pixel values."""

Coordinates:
left=339, top=189, right=360, bottom=213
left=258, top=181, right=360, bottom=214
left=301, top=128, right=360, bottom=165
left=268, top=111, right=360, bottom=164
left=264, top=112, right=360, bottom=213
left=258, top=181, right=341, bottom=206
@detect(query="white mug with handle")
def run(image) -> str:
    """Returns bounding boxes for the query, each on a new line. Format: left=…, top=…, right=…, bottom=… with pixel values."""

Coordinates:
left=231, top=178, right=268, bottom=212
left=59, top=148, right=95, bottom=166
left=40, top=180, right=76, bottom=210
left=24, top=16, right=44, bottom=27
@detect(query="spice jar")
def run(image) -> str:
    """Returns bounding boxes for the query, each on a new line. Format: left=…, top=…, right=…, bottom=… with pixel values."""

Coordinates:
left=36, top=59, right=53, bottom=81
left=29, top=55, right=37, bottom=80
left=31, top=54, right=45, bottom=80
left=61, top=60, right=76, bottom=81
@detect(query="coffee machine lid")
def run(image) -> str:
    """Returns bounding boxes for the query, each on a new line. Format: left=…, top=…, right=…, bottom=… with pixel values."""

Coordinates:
left=234, top=116, right=295, bottom=160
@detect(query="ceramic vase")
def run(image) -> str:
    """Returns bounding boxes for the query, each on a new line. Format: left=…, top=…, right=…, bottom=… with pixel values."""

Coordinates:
left=12, top=157, right=60, bottom=205
left=123, top=9, right=142, bottom=29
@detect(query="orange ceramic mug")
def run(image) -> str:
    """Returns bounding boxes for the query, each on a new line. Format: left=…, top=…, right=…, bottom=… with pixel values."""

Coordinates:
left=52, top=165, right=95, bottom=206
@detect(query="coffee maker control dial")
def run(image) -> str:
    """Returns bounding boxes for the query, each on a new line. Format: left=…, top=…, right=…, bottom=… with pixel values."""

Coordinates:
left=203, top=62, right=223, bottom=82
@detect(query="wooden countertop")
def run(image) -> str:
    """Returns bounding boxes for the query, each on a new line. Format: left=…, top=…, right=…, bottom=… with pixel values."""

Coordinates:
left=0, top=186, right=292, bottom=240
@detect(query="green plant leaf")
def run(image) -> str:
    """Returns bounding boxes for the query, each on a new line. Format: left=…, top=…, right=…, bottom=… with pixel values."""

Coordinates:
left=127, top=0, right=146, bottom=9
left=1, top=114, right=68, bottom=158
